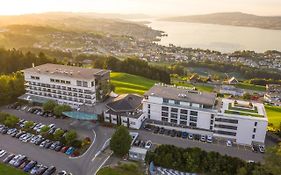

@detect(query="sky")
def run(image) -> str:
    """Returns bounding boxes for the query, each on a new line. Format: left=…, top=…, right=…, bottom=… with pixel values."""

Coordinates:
left=1, top=0, right=281, bottom=16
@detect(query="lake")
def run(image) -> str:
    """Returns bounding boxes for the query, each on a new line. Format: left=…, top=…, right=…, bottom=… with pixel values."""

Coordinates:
left=144, top=20, right=281, bottom=53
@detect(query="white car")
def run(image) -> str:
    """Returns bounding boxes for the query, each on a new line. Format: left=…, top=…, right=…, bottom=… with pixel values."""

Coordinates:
left=9, top=154, right=22, bottom=165
left=206, top=136, right=213, bottom=143
left=0, top=150, right=6, bottom=158
left=259, top=145, right=265, bottom=153
left=200, top=135, right=206, bottom=142
left=145, top=140, right=152, bottom=149
left=188, top=134, right=193, bottom=140
left=226, top=140, right=232, bottom=147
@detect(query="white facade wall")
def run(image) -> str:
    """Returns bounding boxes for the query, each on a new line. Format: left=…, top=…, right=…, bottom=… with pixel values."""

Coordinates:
left=104, top=112, right=145, bottom=129
left=24, top=71, right=97, bottom=108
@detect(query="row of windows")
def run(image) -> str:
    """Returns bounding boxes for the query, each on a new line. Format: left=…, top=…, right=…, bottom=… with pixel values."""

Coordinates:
left=77, top=80, right=89, bottom=87
left=215, top=118, right=238, bottom=124
left=161, top=117, right=197, bottom=127
left=161, top=106, right=196, bottom=116
left=216, top=130, right=236, bottom=136
left=50, top=78, right=71, bottom=85
left=161, top=112, right=197, bottom=121
left=31, top=76, right=40, bottom=80
left=214, top=124, right=237, bottom=130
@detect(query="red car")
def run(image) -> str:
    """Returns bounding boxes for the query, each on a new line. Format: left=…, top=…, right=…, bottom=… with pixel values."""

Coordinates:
left=60, top=146, right=69, bottom=153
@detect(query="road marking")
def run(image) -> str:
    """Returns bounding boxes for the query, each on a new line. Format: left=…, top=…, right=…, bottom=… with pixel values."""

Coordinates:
left=94, top=152, right=113, bottom=175
left=69, top=129, right=96, bottom=159
left=91, top=138, right=111, bottom=162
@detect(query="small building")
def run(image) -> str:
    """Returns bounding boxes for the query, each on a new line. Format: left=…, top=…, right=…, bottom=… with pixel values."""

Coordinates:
left=104, top=94, right=146, bottom=129
left=128, top=146, right=147, bottom=161
left=227, top=77, right=239, bottom=85
left=264, top=84, right=281, bottom=106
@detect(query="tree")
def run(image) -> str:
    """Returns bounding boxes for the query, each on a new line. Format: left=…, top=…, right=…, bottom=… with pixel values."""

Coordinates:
left=65, top=130, right=77, bottom=145
left=43, top=100, right=57, bottom=112
left=263, top=143, right=281, bottom=175
left=4, top=115, right=19, bottom=128
left=23, top=121, right=34, bottom=131
left=110, top=125, right=132, bottom=157
left=53, top=129, right=64, bottom=141
left=40, top=126, right=50, bottom=134
left=53, top=105, right=72, bottom=117
left=243, top=93, right=251, bottom=100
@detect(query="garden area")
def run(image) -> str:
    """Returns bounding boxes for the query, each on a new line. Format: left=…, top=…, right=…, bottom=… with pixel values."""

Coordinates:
left=97, top=163, right=143, bottom=175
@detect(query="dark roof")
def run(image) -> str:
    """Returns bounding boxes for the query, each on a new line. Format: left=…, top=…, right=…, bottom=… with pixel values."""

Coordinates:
left=106, top=94, right=143, bottom=112
left=22, top=63, right=110, bottom=80
left=144, top=84, right=217, bottom=106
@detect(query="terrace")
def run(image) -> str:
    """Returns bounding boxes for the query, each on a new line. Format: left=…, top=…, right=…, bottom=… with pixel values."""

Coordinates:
left=222, top=99, right=265, bottom=118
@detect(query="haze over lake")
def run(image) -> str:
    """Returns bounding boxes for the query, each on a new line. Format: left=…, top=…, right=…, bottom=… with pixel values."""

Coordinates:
left=145, top=19, right=281, bottom=53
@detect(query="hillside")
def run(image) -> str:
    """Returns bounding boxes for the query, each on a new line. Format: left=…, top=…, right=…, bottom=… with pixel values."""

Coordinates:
left=161, top=12, right=281, bottom=30
left=110, top=72, right=157, bottom=95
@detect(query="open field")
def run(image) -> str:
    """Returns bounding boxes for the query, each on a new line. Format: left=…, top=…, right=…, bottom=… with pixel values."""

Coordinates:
left=235, top=83, right=266, bottom=92
left=174, top=82, right=214, bottom=92
left=265, top=105, right=281, bottom=128
left=0, top=163, right=27, bottom=175
left=110, top=72, right=157, bottom=95
left=97, top=163, right=143, bottom=175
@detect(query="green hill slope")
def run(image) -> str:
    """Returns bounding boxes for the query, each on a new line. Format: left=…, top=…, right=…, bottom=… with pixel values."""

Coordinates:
left=110, top=72, right=157, bottom=95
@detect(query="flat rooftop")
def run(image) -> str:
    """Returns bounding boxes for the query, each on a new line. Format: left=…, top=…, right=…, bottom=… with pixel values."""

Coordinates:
left=22, top=63, right=110, bottom=80
left=221, top=99, right=266, bottom=118
left=145, top=84, right=217, bottom=106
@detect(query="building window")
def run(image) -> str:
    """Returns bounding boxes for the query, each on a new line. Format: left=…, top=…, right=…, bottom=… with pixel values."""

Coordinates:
left=91, top=81, right=95, bottom=87
left=83, top=81, right=88, bottom=87
left=214, top=124, right=237, bottom=130
left=215, top=118, right=238, bottom=124
left=190, top=116, right=197, bottom=122
left=163, top=98, right=169, bottom=103
left=254, top=122, right=257, bottom=126
left=253, top=128, right=256, bottom=133
left=175, top=100, right=180, bottom=105
left=161, top=106, right=169, bottom=111
left=55, top=79, right=60, bottom=83
left=77, top=80, right=82, bottom=86
left=161, top=117, right=168, bottom=122
left=189, top=122, right=197, bottom=127
left=171, top=108, right=178, bottom=113
left=210, top=120, right=214, bottom=125
left=180, top=121, right=187, bottom=125
left=210, top=126, right=213, bottom=130
left=148, top=110, right=150, bottom=114
left=180, top=109, right=188, bottom=114
left=190, top=111, right=198, bottom=116
left=161, top=112, right=168, bottom=117
left=252, top=135, right=255, bottom=139
left=66, top=81, right=71, bottom=84
left=180, top=115, right=187, bottom=120
left=216, top=130, right=236, bottom=136
left=170, top=119, right=177, bottom=124
left=211, top=114, right=214, bottom=119
left=148, top=104, right=151, bottom=109
left=50, top=78, right=54, bottom=82
left=170, top=113, right=177, bottom=119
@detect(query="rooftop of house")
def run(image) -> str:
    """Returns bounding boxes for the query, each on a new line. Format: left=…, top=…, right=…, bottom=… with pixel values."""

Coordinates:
left=106, top=94, right=143, bottom=112
left=22, top=63, right=110, bottom=80
left=144, top=84, right=217, bottom=106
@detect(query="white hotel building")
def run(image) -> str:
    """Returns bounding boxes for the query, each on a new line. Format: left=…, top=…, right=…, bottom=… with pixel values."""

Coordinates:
left=20, top=63, right=110, bottom=108
left=143, top=84, right=268, bottom=145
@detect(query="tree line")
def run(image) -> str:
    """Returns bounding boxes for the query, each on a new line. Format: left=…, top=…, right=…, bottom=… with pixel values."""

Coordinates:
left=91, top=56, right=171, bottom=84
left=145, top=145, right=277, bottom=175
left=181, top=60, right=281, bottom=80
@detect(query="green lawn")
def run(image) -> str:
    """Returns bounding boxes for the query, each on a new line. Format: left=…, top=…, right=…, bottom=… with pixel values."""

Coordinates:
left=110, top=72, right=157, bottom=95
left=266, top=105, right=281, bottom=128
left=0, top=163, right=27, bottom=175
left=235, top=83, right=266, bottom=92
left=97, top=163, right=143, bottom=175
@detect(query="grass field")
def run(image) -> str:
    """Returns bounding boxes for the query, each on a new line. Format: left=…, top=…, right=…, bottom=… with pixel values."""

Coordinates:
left=97, top=163, right=143, bottom=175
left=235, top=83, right=266, bottom=92
left=0, top=163, right=27, bottom=175
left=110, top=72, right=157, bottom=95
left=265, top=105, right=281, bottom=128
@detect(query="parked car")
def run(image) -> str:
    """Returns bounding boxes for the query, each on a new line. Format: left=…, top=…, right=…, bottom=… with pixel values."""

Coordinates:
left=170, top=130, right=176, bottom=137
left=14, top=155, right=27, bottom=167
left=164, top=129, right=171, bottom=136
left=9, top=154, right=22, bottom=165
left=44, top=141, right=53, bottom=149
left=57, top=170, right=68, bottom=175
left=19, top=160, right=30, bottom=169
left=182, top=132, right=188, bottom=139
left=42, top=165, right=56, bottom=175
left=60, top=146, right=69, bottom=153
left=36, top=165, right=48, bottom=175
left=145, top=140, right=152, bottom=149
left=188, top=133, right=193, bottom=140
left=207, top=136, right=213, bottom=143
left=159, top=127, right=165, bottom=134
left=134, top=140, right=140, bottom=146
left=144, top=124, right=153, bottom=131
left=153, top=127, right=160, bottom=134
left=226, top=140, right=232, bottom=147
left=252, top=145, right=259, bottom=153
left=0, top=150, right=7, bottom=158
left=3, top=154, right=15, bottom=163
left=200, top=135, right=206, bottom=142
left=65, top=147, right=75, bottom=155
left=259, top=145, right=265, bottom=153
left=29, top=163, right=41, bottom=174
left=176, top=131, right=182, bottom=137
